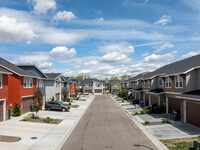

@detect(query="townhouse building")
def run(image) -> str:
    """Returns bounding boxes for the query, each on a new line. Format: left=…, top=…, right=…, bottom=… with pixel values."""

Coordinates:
left=109, top=80, right=122, bottom=94
left=83, top=78, right=94, bottom=93
left=0, top=57, right=38, bottom=119
left=17, top=64, right=48, bottom=105
left=45, top=73, right=65, bottom=101
left=68, top=79, right=78, bottom=96
left=92, top=80, right=105, bottom=94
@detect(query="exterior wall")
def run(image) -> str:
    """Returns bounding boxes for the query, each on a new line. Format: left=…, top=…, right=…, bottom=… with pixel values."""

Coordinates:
left=0, top=74, right=9, bottom=113
left=151, top=95, right=159, bottom=105
left=164, top=76, right=186, bottom=93
left=45, top=80, right=62, bottom=101
left=70, top=83, right=77, bottom=95
left=186, top=69, right=198, bottom=92
left=93, top=81, right=104, bottom=94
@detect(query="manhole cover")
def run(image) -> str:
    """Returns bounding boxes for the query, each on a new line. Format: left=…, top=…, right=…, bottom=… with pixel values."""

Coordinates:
left=30, top=137, right=37, bottom=140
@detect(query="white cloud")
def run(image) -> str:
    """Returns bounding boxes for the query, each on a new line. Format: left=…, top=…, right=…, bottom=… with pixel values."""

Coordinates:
left=29, top=0, right=56, bottom=14
left=49, top=46, right=77, bottom=59
left=154, top=43, right=174, bottom=53
left=0, top=16, right=36, bottom=42
left=142, top=53, right=149, bottom=56
left=38, top=62, right=53, bottom=69
left=144, top=51, right=177, bottom=63
left=100, top=52, right=128, bottom=63
left=17, top=52, right=49, bottom=63
left=84, top=60, right=98, bottom=66
left=53, top=11, right=76, bottom=22
left=154, top=15, right=172, bottom=26
left=180, top=51, right=200, bottom=59
left=99, top=43, right=134, bottom=54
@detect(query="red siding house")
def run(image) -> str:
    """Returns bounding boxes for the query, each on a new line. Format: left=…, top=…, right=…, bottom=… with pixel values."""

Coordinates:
left=0, top=57, right=38, bottom=121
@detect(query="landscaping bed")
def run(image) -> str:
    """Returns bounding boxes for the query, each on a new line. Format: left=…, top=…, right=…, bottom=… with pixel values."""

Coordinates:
left=142, top=121, right=168, bottom=126
left=70, top=105, right=80, bottom=108
left=0, top=135, right=21, bottom=142
left=160, top=137, right=200, bottom=150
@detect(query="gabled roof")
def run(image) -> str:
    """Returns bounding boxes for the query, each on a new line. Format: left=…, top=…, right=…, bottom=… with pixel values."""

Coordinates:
left=176, top=90, right=200, bottom=101
left=93, top=80, right=105, bottom=84
left=0, top=67, right=12, bottom=74
left=143, top=54, right=200, bottom=79
left=109, top=80, right=121, bottom=84
left=64, top=77, right=70, bottom=82
left=83, top=78, right=94, bottom=85
left=45, top=73, right=62, bottom=80
left=0, top=57, right=37, bottom=78
left=17, top=64, right=48, bottom=79
left=128, top=72, right=149, bottom=82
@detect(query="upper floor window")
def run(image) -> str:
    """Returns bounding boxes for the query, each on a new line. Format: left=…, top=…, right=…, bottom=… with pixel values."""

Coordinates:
left=24, top=77, right=33, bottom=88
left=147, top=80, right=150, bottom=88
left=166, top=77, right=172, bottom=88
left=159, top=78, right=164, bottom=86
left=0, top=74, right=2, bottom=89
left=95, top=84, right=100, bottom=87
left=175, top=75, right=183, bottom=88
left=143, top=81, right=146, bottom=88
left=56, top=81, right=60, bottom=87
left=37, top=79, right=44, bottom=88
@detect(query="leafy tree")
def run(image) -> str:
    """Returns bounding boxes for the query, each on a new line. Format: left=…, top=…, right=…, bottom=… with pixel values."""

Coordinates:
left=120, top=88, right=128, bottom=98
left=62, top=89, right=68, bottom=100
left=110, top=76, right=119, bottom=80
left=120, top=75, right=132, bottom=81
left=94, top=78, right=98, bottom=81
left=33, top=88, right=43, bottom=118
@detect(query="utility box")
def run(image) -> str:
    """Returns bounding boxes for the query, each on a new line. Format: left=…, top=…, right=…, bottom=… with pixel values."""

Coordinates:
left=194, top=140, right=200, bottom=150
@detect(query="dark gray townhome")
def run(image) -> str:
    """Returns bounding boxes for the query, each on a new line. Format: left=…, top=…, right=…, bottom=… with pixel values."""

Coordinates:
left=83, top=78, right=94, bottom=93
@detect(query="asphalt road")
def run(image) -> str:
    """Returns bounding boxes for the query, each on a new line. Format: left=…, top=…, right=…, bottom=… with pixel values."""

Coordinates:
left=61, top=95, right=158, bottom=150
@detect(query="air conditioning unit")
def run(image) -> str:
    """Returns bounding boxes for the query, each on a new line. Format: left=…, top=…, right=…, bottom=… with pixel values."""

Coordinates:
left=194, top=140, right=200, bottom=150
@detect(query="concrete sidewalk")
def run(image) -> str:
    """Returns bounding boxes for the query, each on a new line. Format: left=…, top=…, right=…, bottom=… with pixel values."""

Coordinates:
left=30, top=95, right=95, bottom=150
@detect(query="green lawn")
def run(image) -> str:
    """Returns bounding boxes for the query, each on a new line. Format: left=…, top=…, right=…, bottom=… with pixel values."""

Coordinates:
left=160, top=137, right=200, bottom=150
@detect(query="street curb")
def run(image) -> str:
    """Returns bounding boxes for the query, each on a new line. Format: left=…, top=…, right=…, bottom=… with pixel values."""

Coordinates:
left=56, top=96, right=95, bottom=150
left=111, top=96, right=168, bottom=150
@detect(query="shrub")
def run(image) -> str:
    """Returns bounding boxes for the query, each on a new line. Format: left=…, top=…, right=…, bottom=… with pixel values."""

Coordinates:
left=51, top=96, right=55, bottom=101
left=43, top=117, right=53, bottom=123
left=162, top=119, right=168, bottom=123
left=134, top=112, right=139, bottom=115
left=12, top=102, right=21, bottom=117
left=140, top=110, right=145, bottom=114
left=145, top=121, right=150, bottom=124
left=146, top=109, right=152, bottom=114
left=8, top=108, right=12, bottom=119
left=23, top=113, right=35, bottom=121
left=121, top=99, right=125, bottom=103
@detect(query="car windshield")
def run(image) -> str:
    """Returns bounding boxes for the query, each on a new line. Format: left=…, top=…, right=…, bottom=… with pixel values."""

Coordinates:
left=57, top=102, right=65, bottom=106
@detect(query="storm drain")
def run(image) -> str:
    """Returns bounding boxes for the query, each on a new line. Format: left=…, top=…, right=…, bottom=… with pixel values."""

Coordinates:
left=30, top=137, right=38, bottom=140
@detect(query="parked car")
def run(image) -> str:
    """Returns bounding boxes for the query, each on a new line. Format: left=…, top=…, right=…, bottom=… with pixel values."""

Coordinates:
left=45, top=101, right=70, bottom=112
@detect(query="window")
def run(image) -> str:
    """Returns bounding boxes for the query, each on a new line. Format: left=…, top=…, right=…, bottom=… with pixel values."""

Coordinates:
left=0, top=74, right=2, bottom=89
left=56, top=82, right=60, bottom=87
left=24, top=77, right=33, bottom=88
left=96, top=84, right=100, bottom=87
left=147, top=80, right=150, bottom=88
left=166, top=77, right=172, bottom=88
left=37, top=79, right=44, bottom=88
left=143, top=81, right=146, bottom=88
left=175, top=75, right=183, bottom=88
left=159, top=78, right=164, bottom=86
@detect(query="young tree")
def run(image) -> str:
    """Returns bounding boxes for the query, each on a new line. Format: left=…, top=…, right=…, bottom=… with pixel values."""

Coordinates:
left=120, top=75, right=132, bottom=81
left=33, top=88, right=43, bottom=118
left=62, top=89, right=68, bottom=101
left=110, top=76, right=119, bottom=80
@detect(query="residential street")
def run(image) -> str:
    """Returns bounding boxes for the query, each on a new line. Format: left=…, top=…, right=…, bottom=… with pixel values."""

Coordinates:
left=61, top=95, right=158, bottom=150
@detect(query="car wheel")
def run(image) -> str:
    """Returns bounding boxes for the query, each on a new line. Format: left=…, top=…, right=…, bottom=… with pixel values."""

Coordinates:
left=48, top=107, right=51, bottom=111
left=62, top=108, right=66, bottom=112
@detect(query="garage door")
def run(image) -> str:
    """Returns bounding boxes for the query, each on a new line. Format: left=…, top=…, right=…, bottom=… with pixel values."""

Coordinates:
left=145, top=94, right=149, bottom=101
left=136, top=93, right=140, bottom=100
left=168, top=98, right=181, bottom=114
left=151, top=95, right=158, bottom=105
left=186, top=101, right=200, bottom=128
left=22, top=97, right=33, bottom=114
left=85, top=89, right=92, bottom=93
left=0, top=101, right=3, bottom=122
left=56, top=93, right=60, bottom=101
left=95, top=89, right=102, bottom=93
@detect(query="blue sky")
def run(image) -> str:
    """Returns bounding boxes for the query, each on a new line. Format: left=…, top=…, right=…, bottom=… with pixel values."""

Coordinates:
left=0, top=0, right=200, bottom=79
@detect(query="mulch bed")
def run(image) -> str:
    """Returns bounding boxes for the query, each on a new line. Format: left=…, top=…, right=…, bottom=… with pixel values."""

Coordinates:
left=0, top=135, right=21, bottom=142
left=70, top=105, right=80, bottom=108
left=142, top=122, right=168, bottom=126
left=21, top=118, right=62, bottom=124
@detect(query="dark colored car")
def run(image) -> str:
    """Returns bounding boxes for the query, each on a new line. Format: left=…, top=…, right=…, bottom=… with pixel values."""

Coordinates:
left=45, top=101, right=70, bottom=112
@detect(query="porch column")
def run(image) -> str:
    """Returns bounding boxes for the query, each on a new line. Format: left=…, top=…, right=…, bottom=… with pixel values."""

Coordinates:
left=158, top=96, right=160, bottom=106
left=183, top=100, right=186, bottom=123
left=135, top=93, right=136, bottom=100
left=166, top=97, right=168, bottom=113
left=149, top=95, right=151, bottom=106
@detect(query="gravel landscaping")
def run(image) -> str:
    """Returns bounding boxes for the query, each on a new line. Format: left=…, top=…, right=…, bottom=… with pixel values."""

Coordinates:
left=0, top=135, right=21, bottom=142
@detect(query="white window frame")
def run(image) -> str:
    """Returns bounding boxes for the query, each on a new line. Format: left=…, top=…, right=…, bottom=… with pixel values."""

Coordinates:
left=24, top=77, right=33, bottom=88
left=175, top=75, right=183, bottom=88
left=0, top=74, right=2, bottom=89
left=37, top=79, right=44, bottom=88
left=166, top=77, right=172, bottom=88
